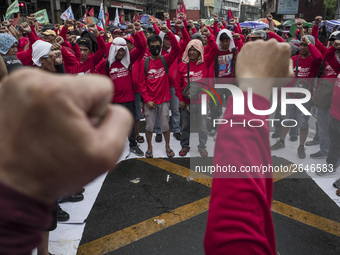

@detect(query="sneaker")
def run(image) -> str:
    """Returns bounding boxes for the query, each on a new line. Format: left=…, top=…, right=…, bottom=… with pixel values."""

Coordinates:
left=209, top=128, right=217, bottom=137
left=173, top=133, right=181, bottom=141
left=59, top=193, right=84, bottom=203
left=155, top=134, right=162, bottom=143
left=271, top=133, right=280, bottom=139
left=310, top=151, right=327, bottom=159
left=297, top=145, right=306, bottom=159
left=305, top=140, right=320, bottom=146
left=316, top=165, right=337, bottom=176
left=271, top=140, right=285, bottom=151
left=290, top=135, right=298, bottom=142
left=130, top=145, right=144, bottom=157
left=333, top=178, right=340, bottom=189
left=57, top=205, right=70, bottom=222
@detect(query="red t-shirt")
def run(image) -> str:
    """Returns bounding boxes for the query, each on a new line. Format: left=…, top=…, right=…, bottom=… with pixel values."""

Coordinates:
left=139, top=32, right=180, bottom=104
left=76, top=35, right=106, bottom=74
left=96, top=32, right=145, bottom=103
left=204, top=92, right=276, bottom=255
left=325, top=46, right=340, bottom=121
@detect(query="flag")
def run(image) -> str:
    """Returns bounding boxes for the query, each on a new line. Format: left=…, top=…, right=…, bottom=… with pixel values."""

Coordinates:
left=82, top=6, right=89, bottom=22
left=119, top=9, right=123, bottom=23
left=181, top=0, right=186, bottom=15
left=97, top=1, right=105, bottom=29
left=34, top=9, right=49, bottom=24
left=5, top=0, right=19, bottom=20
left=132, top=11, right=137, bottom=21
left=60, top=6, right=74, bottom=21
left=113, top=8, right=119, bottom=27
left=106, top=9, right=110, bottom=25
left=227, top=9, right=235, bottom=23
left=89, top=7, right=94, bottom=17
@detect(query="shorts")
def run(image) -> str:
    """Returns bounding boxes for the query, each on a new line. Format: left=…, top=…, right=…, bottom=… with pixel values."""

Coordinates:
left=144, top=101, right=170, bottom=133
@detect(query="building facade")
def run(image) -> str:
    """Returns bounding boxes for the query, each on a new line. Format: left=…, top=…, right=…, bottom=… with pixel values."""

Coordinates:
left=239, top=3, right=261, bottom=21
left=221, top=0, right=240, bottom=18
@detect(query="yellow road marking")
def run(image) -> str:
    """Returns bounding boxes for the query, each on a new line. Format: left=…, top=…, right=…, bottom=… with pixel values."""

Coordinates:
left=78, top=159, right=340, bottom=254
left=272, top=200, right=340, bottom=237
left=76, top=196, right=210, bottom=255
left=138, top=158, right=212, bottom=188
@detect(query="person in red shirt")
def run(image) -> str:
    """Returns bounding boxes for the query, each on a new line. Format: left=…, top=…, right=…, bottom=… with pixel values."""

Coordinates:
left=175, top=27, right=218, bottom=157
left=319, top=37, right=340, bottom=176
left=204, top=38, right=293, bottom=255
left=140, top=25, right=180, bottom=158
left=271, top=35, right=323, bottom=159
left=76, top=23, right=105, bottom=75
left=96, top=23, right=145, bottom=157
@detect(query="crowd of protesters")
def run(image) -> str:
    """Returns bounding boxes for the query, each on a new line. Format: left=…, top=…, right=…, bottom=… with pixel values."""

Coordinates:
left=0, top=10, right=340, bottom=254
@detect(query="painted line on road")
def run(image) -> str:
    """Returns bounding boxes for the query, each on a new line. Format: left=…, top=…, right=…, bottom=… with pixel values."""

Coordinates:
left=76, top=196, right=210, bottom=255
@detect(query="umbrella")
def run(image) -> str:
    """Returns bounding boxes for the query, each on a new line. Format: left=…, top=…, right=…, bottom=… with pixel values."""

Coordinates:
left=282, top=18, right=306, bottom=27
left=257, top=18, right=281, bottom=26
left=289, top=22, right=313, bottom=37
left=133, top=14, right=158, bottom=23
left=85, top=16, right=98, bottom=24
left=239, top=21, right=269, bottom=30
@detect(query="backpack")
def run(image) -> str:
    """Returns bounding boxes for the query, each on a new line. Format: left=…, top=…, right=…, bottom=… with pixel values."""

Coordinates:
left=144, top=55, right=169, bottom=77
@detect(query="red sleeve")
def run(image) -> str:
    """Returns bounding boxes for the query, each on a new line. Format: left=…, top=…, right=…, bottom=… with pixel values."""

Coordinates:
left=308, top=43, right=323, bottom=66
left=183, top=19, right=189, bottom=32
left=17, top=48, right=32, bottom=66
left=96, top=25, right=106, bottom=41
left=233, top=24, right=241, bottom=35
left=222, top=22, right=227, bottom=29
left=207, top=26, right=213, bottom=35
left=59, top=25, right=68, bottom=42
left=179, top=28, right=190, bottom=54
left=27, top=30, right=39, bottom=49
left=93, top=34, right=106, bottom=66
left=164, top=32, right=180, bottom=67
left=29, top=25, right=39, bottom=41
left=153, top=23, right=161, bottom=35
left=175, top=64, right=186, bottom=102
left=234, top=38, right=243, bottom=51
left=213, top=22, right=220, bottom=37
left=204, top=93, right=276, bottom=255
left=204, top=34, right=218, bottom=67
left=71, top=43, right=81, bottom=62
left=0, top=182, right=55, bottom=254
left=130, top=32, right=145, bottom=65
left=95, top=58, right=106, bottom=75
left=61, top=46, right=79, bottom=74
left=325, top=45, right=340, bottom=72
left=167, top=19, right=171, bottom=30
left=192, top=27, right=198, bottom=34
left=139, top=59, right=152, bottom=103
left=268, top=31, right=285, bottom=43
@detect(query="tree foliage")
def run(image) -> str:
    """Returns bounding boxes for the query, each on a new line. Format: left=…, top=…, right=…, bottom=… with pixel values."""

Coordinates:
left=324, top=0, right=337, bottom=19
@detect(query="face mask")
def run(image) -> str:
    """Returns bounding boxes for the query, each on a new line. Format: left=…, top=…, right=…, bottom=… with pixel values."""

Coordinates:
left=150, top=45, right=161, bottom=56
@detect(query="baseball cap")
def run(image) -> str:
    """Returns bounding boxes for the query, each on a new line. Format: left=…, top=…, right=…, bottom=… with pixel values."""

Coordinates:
left=77, top=37, right=91, bottom=49
left=330, top=33, right=340, bottom=41
left=42, top=30, right=56, bottom=36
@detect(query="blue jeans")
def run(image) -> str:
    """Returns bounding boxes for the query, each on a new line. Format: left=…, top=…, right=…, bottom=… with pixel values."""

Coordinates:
left=155, top=87, right=180, bottom=134
left=273, top=107, right=299, bottom=136
left=180, top=104, right=207, bottom=149
left=316, top=106, right=330, bottom=156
